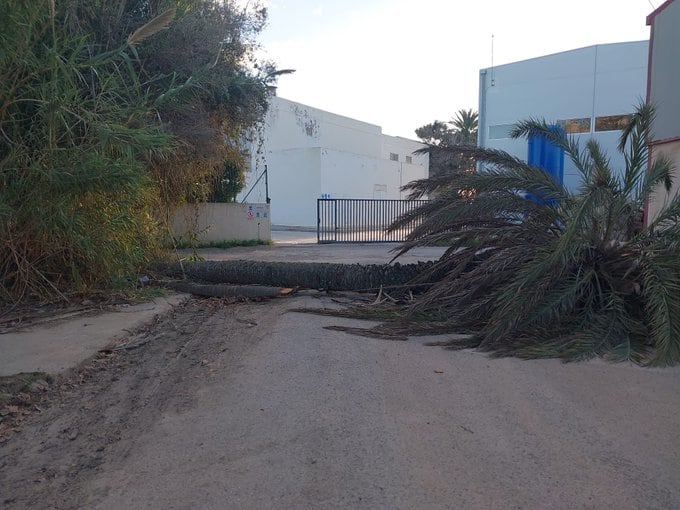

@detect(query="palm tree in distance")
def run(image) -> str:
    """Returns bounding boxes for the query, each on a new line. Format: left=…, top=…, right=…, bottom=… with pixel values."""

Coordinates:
left=415, top=110, right=478, bottom=147
left=415, top=109, right=479, bottom=177
left=450, top=109, right=478, bottom=145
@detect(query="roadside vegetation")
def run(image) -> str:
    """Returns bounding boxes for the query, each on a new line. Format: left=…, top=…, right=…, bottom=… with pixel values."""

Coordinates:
left=0, top=0, right=280, bottom=304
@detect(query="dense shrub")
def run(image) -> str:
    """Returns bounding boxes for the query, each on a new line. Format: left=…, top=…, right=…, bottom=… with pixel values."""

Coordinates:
left=0, top=1, right=276, bottom=302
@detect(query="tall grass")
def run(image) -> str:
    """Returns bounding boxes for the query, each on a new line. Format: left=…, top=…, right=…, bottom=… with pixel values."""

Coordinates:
left=0, top=1, right=173, bottom=302
left=1, top=1, right=277, bottom=303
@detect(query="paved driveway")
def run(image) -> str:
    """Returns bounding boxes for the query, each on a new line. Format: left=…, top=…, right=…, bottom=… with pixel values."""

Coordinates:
left=193, top=242, right=446, bottom=265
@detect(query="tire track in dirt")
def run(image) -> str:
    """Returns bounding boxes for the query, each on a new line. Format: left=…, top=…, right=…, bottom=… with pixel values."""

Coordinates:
left=0, top=297, right=275, bottom=509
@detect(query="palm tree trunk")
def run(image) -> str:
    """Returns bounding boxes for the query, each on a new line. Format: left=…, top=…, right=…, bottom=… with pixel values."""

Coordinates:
left=153, top=260, right=435, bottom=291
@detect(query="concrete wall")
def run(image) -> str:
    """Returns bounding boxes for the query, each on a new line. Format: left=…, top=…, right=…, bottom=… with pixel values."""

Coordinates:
left=266, top=148, right=321, bottom=227
left=239, top=96, right=429, bottom=228
left=648, top=0, right=680, bottom=142
left=381, top=135, right=429, bottom=199
left=478, top=41, right=648, bottom=190
left=647, top=1, right=680, bottom=223
left=172, top=203, right=271, bottom=243
left=319, top=149, right=380, bottom=199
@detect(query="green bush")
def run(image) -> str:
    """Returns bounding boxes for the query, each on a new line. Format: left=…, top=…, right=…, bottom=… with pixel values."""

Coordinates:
left=0, top=1, right=277, bottom=303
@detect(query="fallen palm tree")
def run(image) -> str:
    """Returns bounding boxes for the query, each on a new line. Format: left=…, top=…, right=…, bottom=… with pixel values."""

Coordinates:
left=318, top=103, right=680, bottom=366
left=153, top=260, right=437, bottom=292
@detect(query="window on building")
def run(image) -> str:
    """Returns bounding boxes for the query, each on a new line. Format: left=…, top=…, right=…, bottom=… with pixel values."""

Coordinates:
left=389, top=152, right=399, bottom=161
left=557, top=117, right=591, bottom=134
left=405, top=155, right=413, bottom=164
left=595, top=114, right=632, bottom=132
left=488, top=124, right=514, bottom=140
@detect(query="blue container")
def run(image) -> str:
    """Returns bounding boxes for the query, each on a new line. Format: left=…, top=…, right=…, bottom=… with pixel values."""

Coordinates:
left=523, top=125, right=564, bottom=206
left=527, top=125, right=564, bottom=185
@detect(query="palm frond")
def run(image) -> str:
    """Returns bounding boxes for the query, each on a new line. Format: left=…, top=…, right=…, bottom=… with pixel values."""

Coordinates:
left=584, top=139, right=617, bottom=190
left=639, top=255, right=680, bottom=365
left=510, top=118, right=590, bottom=177
left=644, top=189, right=680, bottom=233
left=620, top=102, right=653, bottom=198
left=618, top=101, right=653, bottom=153
left=640, top=153, right=673, bottom=199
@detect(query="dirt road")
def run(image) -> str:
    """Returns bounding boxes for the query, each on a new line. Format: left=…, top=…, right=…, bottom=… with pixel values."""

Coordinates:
left=2, top=295, right=679, bottom=509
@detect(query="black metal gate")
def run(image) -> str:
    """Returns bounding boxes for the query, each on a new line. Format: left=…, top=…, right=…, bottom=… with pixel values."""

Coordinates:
left=317, top=198, right=428, bottom=243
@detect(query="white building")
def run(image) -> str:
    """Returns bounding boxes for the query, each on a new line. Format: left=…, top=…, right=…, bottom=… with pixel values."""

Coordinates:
left=238, top=96, right=429, bottom=228
left=478, top=41, right=648, bottom=190
left=646, top=0, right=680, bottom=223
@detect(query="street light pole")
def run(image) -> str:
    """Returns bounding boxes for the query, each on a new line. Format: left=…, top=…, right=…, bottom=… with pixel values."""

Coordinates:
left=264, top=164, right=270, bottom=204
left=399, top=161, right=403, bottom=199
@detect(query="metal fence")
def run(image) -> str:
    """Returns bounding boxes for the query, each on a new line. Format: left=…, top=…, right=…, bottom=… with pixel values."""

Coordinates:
left=317, top=198, right=428, bottom=243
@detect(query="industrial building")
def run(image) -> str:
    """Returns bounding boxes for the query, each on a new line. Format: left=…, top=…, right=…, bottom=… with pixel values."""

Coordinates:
left=478, top=41, right=649, bottom=190
left=238, top=96, right=429, bottom=228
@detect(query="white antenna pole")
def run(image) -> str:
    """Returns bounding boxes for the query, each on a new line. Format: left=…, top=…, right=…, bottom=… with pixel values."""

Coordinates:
left=491, top=34, right=496, bottom=86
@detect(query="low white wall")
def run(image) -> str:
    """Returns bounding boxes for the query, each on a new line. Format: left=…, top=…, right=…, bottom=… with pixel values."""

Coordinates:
left=171, top=203, right=271, bottom=243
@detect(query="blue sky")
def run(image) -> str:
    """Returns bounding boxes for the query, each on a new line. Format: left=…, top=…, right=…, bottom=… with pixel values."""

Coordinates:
left=251, top=0, right=655, bottom=139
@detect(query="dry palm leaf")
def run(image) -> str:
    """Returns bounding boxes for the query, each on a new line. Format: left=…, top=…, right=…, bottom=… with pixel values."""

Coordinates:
left=127, top=8, right=176, bottom=45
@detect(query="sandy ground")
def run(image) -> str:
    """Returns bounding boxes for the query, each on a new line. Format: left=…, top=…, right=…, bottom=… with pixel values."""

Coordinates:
left=1, top=295, right=679, bottom=509
left=176, top=227, right=447, bottom=265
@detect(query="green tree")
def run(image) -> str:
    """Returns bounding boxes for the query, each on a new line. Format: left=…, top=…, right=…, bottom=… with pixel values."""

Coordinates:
left=389, top=103, right=680, bottom=366
left=0, top=0, right=281, bottom=302
left=449, top=108, right=478, bottom=145
left=415, top=120, right=456, bottom=146
left=65, top=0, right=278, bottom=206
left=415, top=109, right=478, bottom=178
left=415, top=109, right=478, bottom=147
left=134, top=0, right=277, bottom=207
left=209, top=158, right=246, bottom=203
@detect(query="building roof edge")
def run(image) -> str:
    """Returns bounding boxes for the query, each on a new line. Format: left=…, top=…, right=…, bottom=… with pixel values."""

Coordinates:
left=479, top=40, right=648, bottom=72
left=647, top=0, right=676, bottom=25
left=272, top=96, right=382, bottom=132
